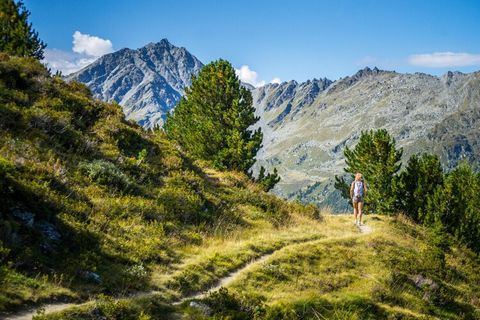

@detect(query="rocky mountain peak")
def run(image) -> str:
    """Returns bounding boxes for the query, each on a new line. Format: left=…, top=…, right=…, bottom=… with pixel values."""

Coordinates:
left=66, top=39, right=203, bottom=128
left=327, top=66, right=392, bottom=94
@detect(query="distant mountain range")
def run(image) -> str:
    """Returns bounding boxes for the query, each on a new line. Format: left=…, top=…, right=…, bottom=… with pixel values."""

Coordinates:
left=251, top=67, right=480, bottom=210
left=68, top=40, right=480, bottom=211
left=66, top=39, right=203, bottom=128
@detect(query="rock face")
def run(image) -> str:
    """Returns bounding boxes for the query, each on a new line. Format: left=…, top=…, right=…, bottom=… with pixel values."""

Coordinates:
left=66, top=39, right=203, bottom=128
left=251, top=67, right=480, bottom=211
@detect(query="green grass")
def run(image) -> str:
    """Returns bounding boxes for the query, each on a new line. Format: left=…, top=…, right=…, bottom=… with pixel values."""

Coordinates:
left=0, top=266, right=77, bottom=311
left=202, top=215, right=480, bottom=319
left=40, top=215, right=480, bottom=319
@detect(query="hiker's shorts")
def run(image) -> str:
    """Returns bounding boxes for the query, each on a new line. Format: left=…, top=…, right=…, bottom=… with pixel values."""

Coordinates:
left=353, top=196, right=364, bottom=204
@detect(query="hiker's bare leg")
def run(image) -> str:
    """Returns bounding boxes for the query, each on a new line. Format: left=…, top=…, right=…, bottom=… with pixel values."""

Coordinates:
left=353, top=201, right=358, bottom=223
left=358, top=201, right=363, bottom=225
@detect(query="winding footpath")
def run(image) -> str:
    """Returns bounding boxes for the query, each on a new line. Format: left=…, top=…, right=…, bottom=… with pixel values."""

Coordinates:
left=2, top=303, right=75, bottom=320
left=2, top=221, right=373, bottom=320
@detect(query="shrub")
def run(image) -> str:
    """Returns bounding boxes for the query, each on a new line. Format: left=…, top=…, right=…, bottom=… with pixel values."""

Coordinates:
left=158, top=186, right=205, bottom=224
left=0, top=240, right=10, bottom=263
left=204, top=287, right=266, bottom=320
left=256, top=166, right=281, bottom=192
left=0, top=103, right=23, bottom=129
left=78, top=160, right=134, bottom=193
left=116, top=127, right=155, bottom=158
left=0, top=55, right=48, bottom=95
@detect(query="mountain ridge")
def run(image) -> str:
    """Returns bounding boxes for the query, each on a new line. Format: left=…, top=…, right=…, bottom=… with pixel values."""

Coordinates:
left=251, top=67, right=480, bottom=210
left=66, top=38, right=203, bottom=128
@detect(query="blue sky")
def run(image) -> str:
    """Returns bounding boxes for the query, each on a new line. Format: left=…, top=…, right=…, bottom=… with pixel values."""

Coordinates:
left=25, top=0, right=480, bottom=85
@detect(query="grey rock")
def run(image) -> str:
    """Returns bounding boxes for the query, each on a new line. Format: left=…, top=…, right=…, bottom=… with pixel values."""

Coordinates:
left=410, top=274, right=439, bottom=290
left=81, top=271, right=102, bottom=283
left=11, top=209, right=35, bottom=227
left=189, top=301, right=212, bottom=315
left=66, top=39, right=203, bottom=129
left=410, top=274, right=441, bottom=302
left=35, top=221, right=61, bottom=241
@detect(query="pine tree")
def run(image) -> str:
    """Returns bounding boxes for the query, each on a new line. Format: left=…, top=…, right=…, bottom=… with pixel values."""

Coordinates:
left=335, top=129, right=402, bottom=214
left=394, top=153, right=443, bottom=222
left=164, top=59, right=263, bottom=173
left=256, top=166, right=281, bottom=191
left=0, top=0, right=46, bottom=59
left=425, top=163, right=480, bottom=252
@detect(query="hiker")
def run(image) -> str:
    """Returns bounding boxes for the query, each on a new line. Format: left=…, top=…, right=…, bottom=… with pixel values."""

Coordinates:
left=350, top=173, right=367, bottom=226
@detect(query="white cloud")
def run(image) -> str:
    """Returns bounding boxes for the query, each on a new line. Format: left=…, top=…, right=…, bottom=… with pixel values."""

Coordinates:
left=43, top=49, right=96, bottom=75
left=43, top=31, right=114, bottom=75
left=235, top=65, right=280, bottom=88
left=72, top=31, right=113, bottom=57
left=236, top=65, right=263, bottom=87
left=270, top=77, right=281, bottom=84
left=408, top=52, right=480, bottom=68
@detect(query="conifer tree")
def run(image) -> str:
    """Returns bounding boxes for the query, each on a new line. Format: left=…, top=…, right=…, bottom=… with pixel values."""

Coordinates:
left=164, top=59, right=263, bottom=173
left=257, top=166, right=281, bottom=191
left=0, top=0, right=46, bottom=59
left=394, top=153, right=443, bottom=222
left=335, top=129, right=402, bottom=214
left=425, top=163, right=480, bottom=252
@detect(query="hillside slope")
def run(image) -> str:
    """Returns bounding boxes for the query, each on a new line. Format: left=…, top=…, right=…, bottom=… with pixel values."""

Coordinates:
left=30, top=215, right=480, bottom=320
left=65, top=39, right=203, bottom=128
left=251, top=68, right=480, bottom=210
left=0, top=54, right=318, bottom=316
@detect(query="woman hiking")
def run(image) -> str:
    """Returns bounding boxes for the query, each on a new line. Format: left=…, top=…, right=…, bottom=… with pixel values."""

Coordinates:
left=350, top=173, right=367, bottom=226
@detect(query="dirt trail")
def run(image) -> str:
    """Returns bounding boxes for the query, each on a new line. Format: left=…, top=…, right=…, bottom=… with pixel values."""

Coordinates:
left=3, top=219, right=374, bottom=319
left=176, top=221, right=375, bottom=304
left=2, top=303, right=75, bottom=320
left=173, top=247, right=281, bottom=305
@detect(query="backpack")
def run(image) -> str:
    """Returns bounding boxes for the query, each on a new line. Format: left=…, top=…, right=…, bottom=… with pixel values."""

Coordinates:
left=353, top=181, right=364, bottom=198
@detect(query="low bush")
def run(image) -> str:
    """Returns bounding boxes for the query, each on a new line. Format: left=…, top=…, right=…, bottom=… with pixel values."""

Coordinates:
left=203, top=287, right=266, bottom=320
left=78, top=160, right=134, bottom=193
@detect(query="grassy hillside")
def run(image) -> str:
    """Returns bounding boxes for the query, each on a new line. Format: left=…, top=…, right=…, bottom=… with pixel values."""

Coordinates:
left=1, top=55, right=479, bottom=320
left=0, top=54, right=319, bottom=314
left=224, top=216, right=480, bottom=319
left=33, top=216, right=480, bottom=320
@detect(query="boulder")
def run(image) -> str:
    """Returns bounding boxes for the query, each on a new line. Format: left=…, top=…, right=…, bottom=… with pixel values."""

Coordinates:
left=81, top=271, right=102, bottom=284
left=189, top=301, right=212, bottom=315
left=35, top=221, right=61, bottom=241
left=11, top=209, right=35, bottom=227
